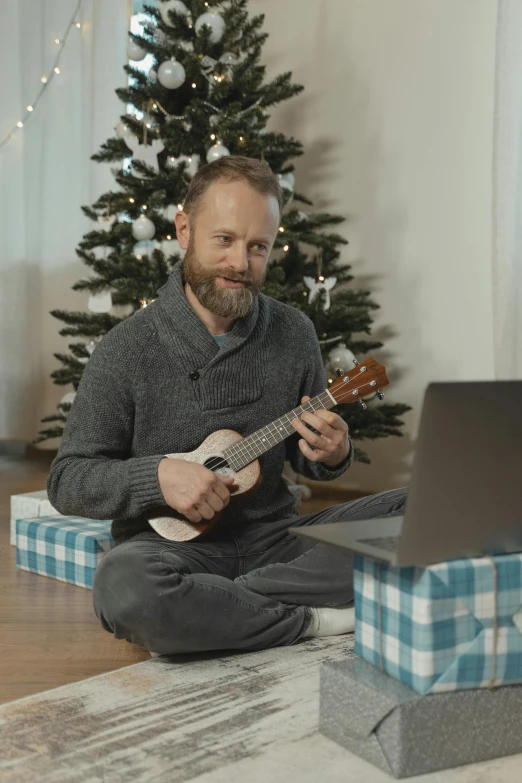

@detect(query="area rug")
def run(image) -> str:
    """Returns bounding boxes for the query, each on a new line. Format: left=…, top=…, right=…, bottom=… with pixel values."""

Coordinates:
left=0, top=635, right=355, bottom=783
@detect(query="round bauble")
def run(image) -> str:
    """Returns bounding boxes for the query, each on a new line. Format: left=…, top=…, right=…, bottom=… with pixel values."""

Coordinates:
left=159, top=0, right=190, bottom=28
left=206, top=142, right=230, bottom=163
left=158, top=58, right=186, bottom=89
left=60, top=391, right=76, bottom=406
left=195, top=11, right=225, bottom=43
left=132, top=215, right=156, bottom=241
left=115, top=121, right=129, bottom=139
left=88, top=290, right=113, bottom=313
left=328, top=342, right=357, bottom=375
left=127, top=39, right=147, bottom=61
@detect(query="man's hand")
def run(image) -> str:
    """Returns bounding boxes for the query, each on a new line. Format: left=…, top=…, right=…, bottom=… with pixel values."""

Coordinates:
left=290, top=395, right=350, bottom=467
left=158, top=458, right=236, bottom=524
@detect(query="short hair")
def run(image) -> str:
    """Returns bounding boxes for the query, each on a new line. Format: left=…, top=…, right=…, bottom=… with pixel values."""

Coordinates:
left=182, top=155, right=284, bottom=226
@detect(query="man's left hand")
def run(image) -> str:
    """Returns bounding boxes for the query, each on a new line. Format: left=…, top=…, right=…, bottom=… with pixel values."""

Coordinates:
left=290, top=396, right=350, bottom=467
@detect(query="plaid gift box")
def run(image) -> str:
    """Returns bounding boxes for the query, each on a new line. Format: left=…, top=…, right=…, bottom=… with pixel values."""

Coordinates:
left=16, top=515, right=114, bottom=589
left=10, top=489, right=62, bottom=546
left=354, top=552, right=522, bottom=694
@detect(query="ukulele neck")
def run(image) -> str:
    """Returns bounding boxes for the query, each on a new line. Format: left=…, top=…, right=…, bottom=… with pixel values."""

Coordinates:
left=223, top=389, right=336, bottom=471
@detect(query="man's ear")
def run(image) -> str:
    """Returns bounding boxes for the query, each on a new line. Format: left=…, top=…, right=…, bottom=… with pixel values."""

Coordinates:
left=174, top=210, right=190, bottom=250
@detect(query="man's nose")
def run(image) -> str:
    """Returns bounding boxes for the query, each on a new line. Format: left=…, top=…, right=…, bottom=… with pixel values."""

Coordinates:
left=227, top=243, right=250, bottom=271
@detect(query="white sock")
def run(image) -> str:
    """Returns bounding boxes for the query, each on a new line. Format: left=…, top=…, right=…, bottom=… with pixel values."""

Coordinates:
left=303, top=603, right=355, bottom=637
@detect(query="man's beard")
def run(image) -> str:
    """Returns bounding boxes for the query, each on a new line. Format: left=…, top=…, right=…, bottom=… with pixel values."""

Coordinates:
left=182, top=237, right=265, bottom=320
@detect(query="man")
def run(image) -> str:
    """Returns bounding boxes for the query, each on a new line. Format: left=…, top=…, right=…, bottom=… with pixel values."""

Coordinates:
left=47, top=155, right=407, bottom=656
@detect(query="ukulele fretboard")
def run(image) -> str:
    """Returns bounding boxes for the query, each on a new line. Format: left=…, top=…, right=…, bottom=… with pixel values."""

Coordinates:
left=223, top=390, right=335, bottom=471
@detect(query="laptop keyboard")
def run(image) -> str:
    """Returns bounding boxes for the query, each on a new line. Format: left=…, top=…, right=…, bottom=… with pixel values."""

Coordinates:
left=355, top=535, right=400, bottom=553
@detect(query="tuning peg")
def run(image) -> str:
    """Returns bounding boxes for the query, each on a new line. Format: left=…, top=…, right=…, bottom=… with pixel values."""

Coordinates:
left=353, top=358, right=359, bottom=366
left=358, top=399, right=367, bottom=410
left=377, top=390, right=384, bottom=400
left=336, top=368, right=344, bottom=377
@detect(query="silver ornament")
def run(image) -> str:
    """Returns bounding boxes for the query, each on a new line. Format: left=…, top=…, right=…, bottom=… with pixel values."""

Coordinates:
left=195, top=11, right=225, bottom=43
left=127, top=39, right=147, bottom=61
left=132, top=215, right=156, bottom=241
left=88, top=290, right=113, bottom=313
left=158, top=58, right=186, bottom=89
left=327, top=342, right=356, bottom=375
left=206, top=142, right=230, bottom=163
left=159, top=0, right=190, bottom=28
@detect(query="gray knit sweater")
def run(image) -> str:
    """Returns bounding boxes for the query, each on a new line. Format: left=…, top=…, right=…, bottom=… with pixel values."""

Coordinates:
left=47, top=261, right=353, bottom=544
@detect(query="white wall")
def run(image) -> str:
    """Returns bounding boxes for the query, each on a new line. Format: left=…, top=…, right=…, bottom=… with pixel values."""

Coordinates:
left=248, top=0, right=498, bottom=492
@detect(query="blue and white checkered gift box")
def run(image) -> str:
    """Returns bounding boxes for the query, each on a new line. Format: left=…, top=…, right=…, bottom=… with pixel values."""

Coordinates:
left=16, top=515, right=114, bottom=589
left=354, top=552, right=522, bottom=694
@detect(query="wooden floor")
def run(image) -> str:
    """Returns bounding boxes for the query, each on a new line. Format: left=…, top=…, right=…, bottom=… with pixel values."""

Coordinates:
left=0, top=448, right=368, bottom=706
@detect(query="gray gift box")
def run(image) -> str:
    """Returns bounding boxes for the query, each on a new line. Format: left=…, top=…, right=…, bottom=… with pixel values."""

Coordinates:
left=319, top=656, right=522, bottom=779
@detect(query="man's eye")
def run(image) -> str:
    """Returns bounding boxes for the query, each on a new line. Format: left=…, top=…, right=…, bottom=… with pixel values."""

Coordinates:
left=219, top=236, right=231, bottom=243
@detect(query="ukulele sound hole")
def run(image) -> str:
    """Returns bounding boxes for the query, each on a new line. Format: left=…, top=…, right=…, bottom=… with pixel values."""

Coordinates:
left=203, top=456, right=233, bottom=478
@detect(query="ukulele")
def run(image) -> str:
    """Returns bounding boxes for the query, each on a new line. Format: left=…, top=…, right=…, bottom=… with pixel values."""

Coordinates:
left=147, top=357, right=389, bottom=542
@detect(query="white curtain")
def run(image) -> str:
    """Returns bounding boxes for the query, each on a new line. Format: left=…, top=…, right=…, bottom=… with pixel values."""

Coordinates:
left=492, top=0, right=522, bottom=379
left=0, top=0, right=130, bottom=442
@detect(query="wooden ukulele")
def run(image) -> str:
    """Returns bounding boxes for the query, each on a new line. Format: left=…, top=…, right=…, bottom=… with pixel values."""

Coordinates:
left=147, top=357, right=389, bottom=542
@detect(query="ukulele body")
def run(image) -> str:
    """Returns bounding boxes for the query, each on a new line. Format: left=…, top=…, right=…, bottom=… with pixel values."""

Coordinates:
left=147, top=429, right=261, bottom=542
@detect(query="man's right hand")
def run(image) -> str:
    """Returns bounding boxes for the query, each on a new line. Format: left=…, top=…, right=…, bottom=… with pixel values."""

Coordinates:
left=157, top=458, right=236, bottom=524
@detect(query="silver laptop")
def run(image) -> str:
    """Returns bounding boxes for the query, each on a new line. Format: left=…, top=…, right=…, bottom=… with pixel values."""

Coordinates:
left=289, top=381, right=522, bottom=567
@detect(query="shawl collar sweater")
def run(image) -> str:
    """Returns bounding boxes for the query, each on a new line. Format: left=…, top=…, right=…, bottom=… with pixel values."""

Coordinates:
left=47, top=261, right=352, bottom=544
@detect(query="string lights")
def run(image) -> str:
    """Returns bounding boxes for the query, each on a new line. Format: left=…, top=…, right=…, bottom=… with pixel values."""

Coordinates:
left=0, top=0, right=84, bottom=150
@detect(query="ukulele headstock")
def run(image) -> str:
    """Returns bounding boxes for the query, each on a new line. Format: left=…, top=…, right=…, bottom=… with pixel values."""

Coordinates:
left=328, top=357, right=389, bottom=406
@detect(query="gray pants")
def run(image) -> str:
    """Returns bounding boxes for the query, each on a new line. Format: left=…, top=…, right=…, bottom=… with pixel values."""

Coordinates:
left=92, top=486, right=407, bottom=655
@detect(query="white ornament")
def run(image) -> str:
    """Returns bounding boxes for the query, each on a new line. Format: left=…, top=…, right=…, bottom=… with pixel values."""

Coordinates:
left=158, top=58, right=186, bottom=89
left=97, top=215, right=116, bottom=232
left=165, top=152, right=200, bottom=177
left=123, top=131, right=164, bottom=173
left=195, top=11, right=225, bottom=43
left=303, top=275, right=337, bottom=311
left=328, top=342, right=356, bottom=374
left=115, top=121, right=129, bottom=139
left=161, top=237, right=186, bottom=258
left=206, top=142, right=230, bottom=163
left=279, top=172, right=295, bottom=189
left=159, top=0, right=190, bottom=27
left=164, top=203, right=180, bottom=222
left=127, top=39, right=147, bottom=61
left=88, top=290, right=113, bottom=313
left=132, top=215, right=156, bottom=241
left=209, top=114, right=220, bottom=127
left=277, top=173, right=294, bottom=194
left=60, top=391, right=76, bottom=405
left=78, top=339, right=98, bottom=365
left=148, top=67, right=158, bottom=83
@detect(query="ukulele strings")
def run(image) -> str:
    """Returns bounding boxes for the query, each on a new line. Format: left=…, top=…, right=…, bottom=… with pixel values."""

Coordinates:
left=202, top=386, right=375, bottom=472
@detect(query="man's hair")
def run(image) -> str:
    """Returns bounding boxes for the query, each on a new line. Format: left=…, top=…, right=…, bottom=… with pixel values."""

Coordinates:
left=182, top=155, right=284, bottom=226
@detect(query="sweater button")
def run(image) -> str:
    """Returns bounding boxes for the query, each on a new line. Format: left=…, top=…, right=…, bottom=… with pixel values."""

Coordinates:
left=189, top=370, right=200, bottom=381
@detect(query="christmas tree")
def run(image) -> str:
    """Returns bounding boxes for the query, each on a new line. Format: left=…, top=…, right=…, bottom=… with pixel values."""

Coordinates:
left=34, top=0, right=411, bottom=464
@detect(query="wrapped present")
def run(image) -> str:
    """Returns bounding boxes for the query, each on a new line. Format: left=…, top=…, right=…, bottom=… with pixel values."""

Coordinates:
left=16, top=515, right=114, bottom=589
left=319, top=656, right=522, bottom=779
left=10, top=489, right=61, bottom=546
left=354, top=552, right=522, bottom=694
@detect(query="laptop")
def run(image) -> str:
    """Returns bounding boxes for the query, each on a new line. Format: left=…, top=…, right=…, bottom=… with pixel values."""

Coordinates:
left=289, top=381, right=522, bottom=567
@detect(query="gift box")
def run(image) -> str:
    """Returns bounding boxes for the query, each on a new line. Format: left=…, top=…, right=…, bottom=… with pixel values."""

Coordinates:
left=319, top=656, right=522, bottom=779
left=354, top=552, right=522, bottom=694
left=16, top=515, right=114, bottom=589
left=10, top=489, right=61, bottom=546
